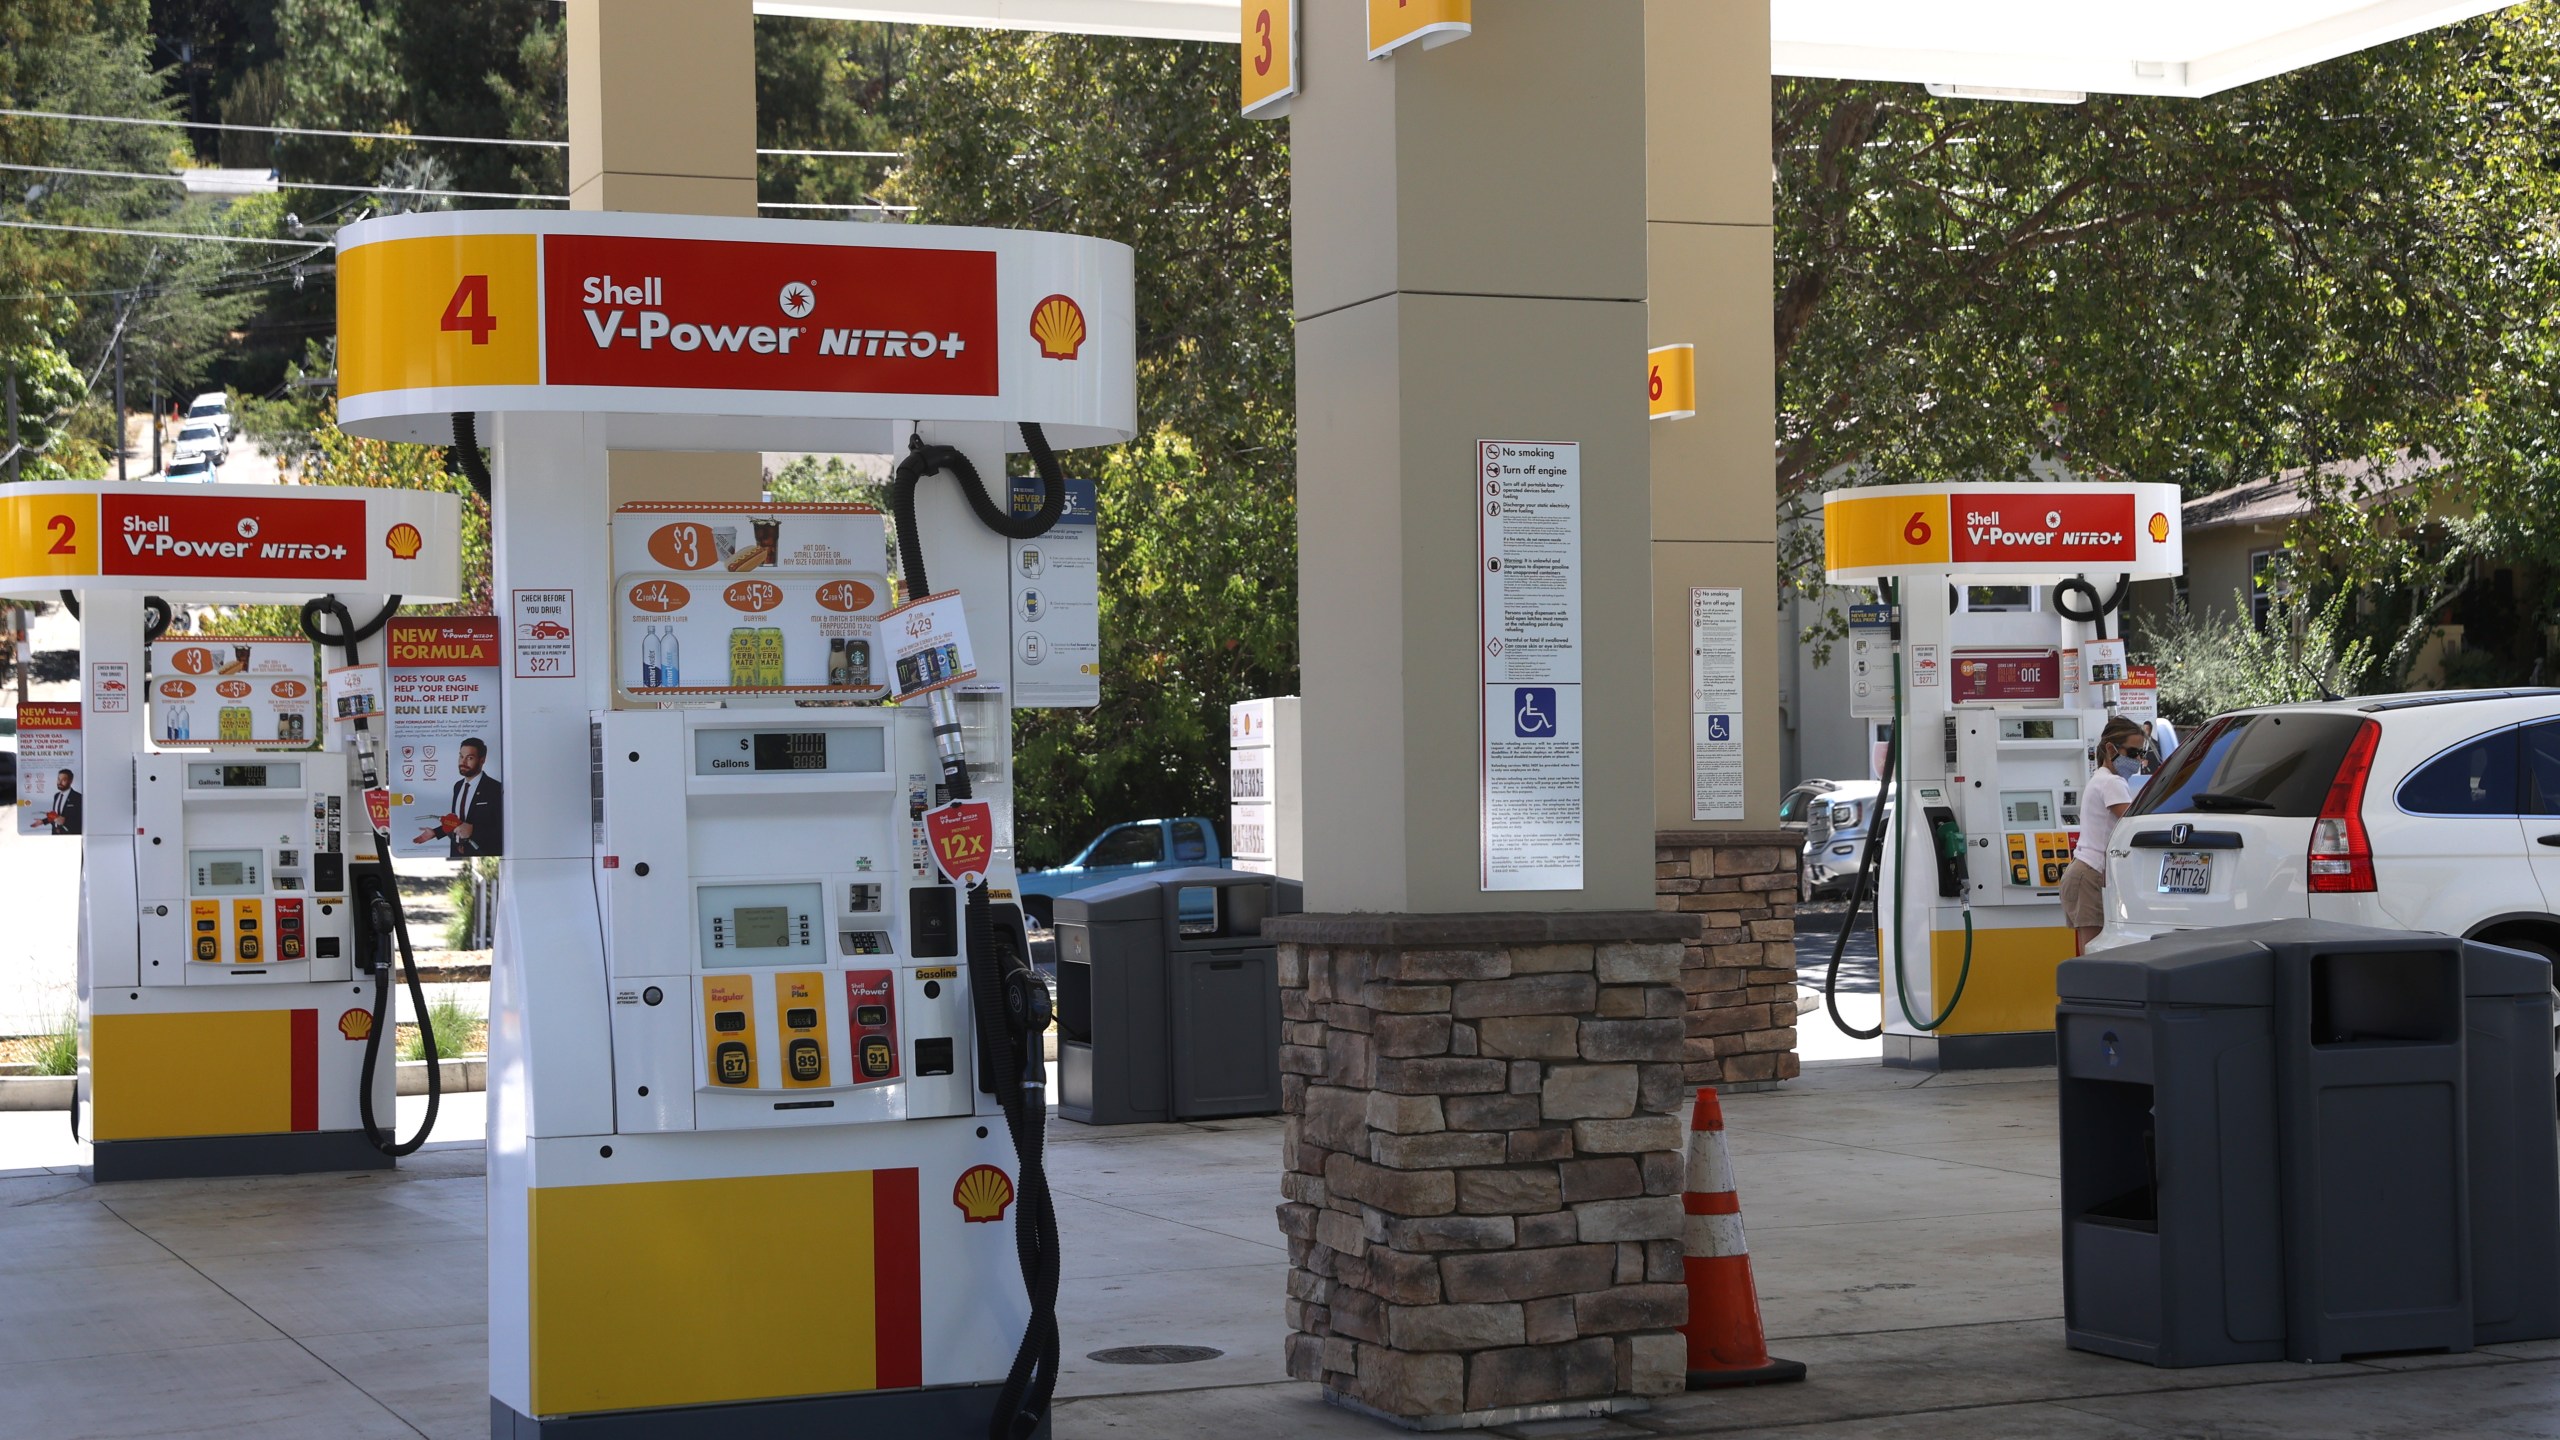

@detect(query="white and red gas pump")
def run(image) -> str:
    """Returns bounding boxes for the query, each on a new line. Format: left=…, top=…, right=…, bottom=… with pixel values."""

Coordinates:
left=332, top=209, right=1133, bottom=1438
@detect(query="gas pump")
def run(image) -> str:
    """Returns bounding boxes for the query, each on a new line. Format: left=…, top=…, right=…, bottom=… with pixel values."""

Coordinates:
left=0, top=481, right=463, bottom=1180
left=1816, top=483, right=2183, bottom=1069
left=331, top=209, right=1132, bottom=1437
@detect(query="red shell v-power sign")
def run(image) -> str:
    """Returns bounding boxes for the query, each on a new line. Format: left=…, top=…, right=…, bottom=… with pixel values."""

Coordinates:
left=1821, top=482, right=2183, bottom=583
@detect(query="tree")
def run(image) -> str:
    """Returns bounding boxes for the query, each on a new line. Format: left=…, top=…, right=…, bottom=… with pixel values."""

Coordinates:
left=897, top=30, right=1294, bottom=865
left=1774, top=9, right=2560, bottom=609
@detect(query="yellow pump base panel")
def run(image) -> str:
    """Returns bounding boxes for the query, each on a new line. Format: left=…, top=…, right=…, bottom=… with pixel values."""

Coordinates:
left=84, top=1007, right=391, bottom=1181
left=1881, top=923, right=2077, bottom=1071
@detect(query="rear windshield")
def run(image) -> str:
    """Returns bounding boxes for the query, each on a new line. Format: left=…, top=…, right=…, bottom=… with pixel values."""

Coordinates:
left=2129, top=712, right=2368, bottom=819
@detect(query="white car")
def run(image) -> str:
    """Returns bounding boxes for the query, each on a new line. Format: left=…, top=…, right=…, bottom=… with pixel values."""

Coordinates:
left=174, top=421, right=225, bottom=460
left=161, top=450, right=217, bottom=482
left=1801, top=779, right=1887, bottom=901
left=184, top=391, right=232, bottom=443
left=2097, top=689, right=2560, bottom=971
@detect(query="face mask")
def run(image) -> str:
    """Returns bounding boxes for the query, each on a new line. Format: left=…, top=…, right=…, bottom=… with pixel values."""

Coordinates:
left=2111, top=756, right=2145, bottom=779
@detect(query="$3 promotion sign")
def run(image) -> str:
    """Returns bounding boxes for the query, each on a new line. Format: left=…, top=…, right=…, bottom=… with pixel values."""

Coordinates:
left=924, top=801, right=996, bottom=888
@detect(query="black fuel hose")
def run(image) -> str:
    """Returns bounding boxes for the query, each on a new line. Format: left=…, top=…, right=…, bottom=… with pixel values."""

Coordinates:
left=449, top=412, right=491, bottom=504
left=1820, top=716, right=1895, bottom=1041
left=2053, top=574, right=2130, bottom=639
left=301, top=595, right=439, bottom=1156
left=889, top=424, right=1066, bottom=1440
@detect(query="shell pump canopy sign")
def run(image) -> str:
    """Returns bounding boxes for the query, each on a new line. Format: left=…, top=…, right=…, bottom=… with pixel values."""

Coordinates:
left=0, top=482, right=463, bottom=602
left=334, top=211, right=1139, bottom=456
left=1821, top=481, right=2183, bottom=584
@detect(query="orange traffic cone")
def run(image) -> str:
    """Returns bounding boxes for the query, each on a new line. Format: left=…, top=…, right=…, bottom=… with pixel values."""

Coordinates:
left=1681, top=1086, right=1807, bottom=1389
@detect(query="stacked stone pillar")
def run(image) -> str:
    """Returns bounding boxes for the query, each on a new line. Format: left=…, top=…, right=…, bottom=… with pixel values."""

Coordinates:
left=1269, top=914, right=1701, bottom=1426
left=1658, top=830, right=1803, bottom=1087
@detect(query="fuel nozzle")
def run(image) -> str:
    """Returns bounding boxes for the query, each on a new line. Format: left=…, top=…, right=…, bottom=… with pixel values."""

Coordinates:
left=364, top=892, right=399, bottom=974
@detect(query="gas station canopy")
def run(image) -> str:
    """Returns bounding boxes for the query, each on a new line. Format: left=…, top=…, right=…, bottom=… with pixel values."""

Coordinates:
left=762, top=0, right=2519, bottom=97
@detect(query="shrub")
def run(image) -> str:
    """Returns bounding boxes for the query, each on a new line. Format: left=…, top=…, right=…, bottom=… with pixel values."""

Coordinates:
left=33, top=1013, right=77, bottom=1076
left=402, top=989, right=478, bottom=1061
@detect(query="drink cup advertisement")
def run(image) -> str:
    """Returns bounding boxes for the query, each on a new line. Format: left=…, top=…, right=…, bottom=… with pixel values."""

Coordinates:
left=15, top=702, right=83, bottom=836
left=611, top=502, right=889, bottom=698
left=326, top=663, right=386, bottom=728
left=386, top=617, right=505, bottom=860
left=884, top=590, right=979, bottom=700
left=150, top=637, right=317, bottom=747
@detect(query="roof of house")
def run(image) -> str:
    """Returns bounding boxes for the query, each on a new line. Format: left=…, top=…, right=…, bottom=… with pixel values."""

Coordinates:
left=2183, top=453, right=2440, bottom=535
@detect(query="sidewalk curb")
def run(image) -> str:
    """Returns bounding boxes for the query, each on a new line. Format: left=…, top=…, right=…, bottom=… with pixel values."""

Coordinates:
left=0, top=1057, right=487, bottom=1110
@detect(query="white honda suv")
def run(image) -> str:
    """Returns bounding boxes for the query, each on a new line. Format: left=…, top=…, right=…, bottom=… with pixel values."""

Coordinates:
left=2095, top=689, right=2560, bottom=975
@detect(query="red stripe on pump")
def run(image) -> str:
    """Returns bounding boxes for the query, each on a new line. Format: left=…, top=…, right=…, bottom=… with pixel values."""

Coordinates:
left=873, top=1168, right=924, bottom=1388
left=289, top=1009, right=318, bottom=1132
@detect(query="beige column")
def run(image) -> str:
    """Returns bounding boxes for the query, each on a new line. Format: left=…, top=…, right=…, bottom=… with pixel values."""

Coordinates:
left=1293, top=0, right=1653, bottom=914
left=567, top=0, right=763, bottom=503
left=1646, top=0, right=1779, bottom=830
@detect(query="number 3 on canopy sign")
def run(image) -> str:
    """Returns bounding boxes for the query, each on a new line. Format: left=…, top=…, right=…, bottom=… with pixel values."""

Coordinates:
left=1240, top=0, right=1298, bottom=119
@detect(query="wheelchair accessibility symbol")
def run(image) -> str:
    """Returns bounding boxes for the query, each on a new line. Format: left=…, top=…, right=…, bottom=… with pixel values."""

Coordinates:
left=1514, top=687, right=1558, bottom=738
left=1707, top=713, right=1732, bottom=742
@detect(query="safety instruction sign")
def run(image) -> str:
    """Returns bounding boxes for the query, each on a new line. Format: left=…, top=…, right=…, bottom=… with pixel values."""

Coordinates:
left=1848, top=603, right=1896, bottom=719
left=14, top=702, right=82, bottom=836
left=1008, top=476, right=1099, bottom=709
left=150, top=638, right=316, bottom=746
left=387, top=617, right=504, bottom=860
left=1478, top=439, right=1582, bottom=892
left=1689, top=588, right=1744, bottom=822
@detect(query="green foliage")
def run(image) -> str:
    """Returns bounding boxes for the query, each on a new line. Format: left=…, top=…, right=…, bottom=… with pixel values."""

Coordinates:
left=898, top=30, right=1294, bottom=865
left=1779, top=10, right=2560, bottom=602
left=767, top=454, right=886, bottom=507
left=1, top=330, right=100, bottom=479
left=2136, top=591, right=2376, bottom=725
left=31, top=1012, right=76, bottom=1077
left=401, top=988, right=477, bottom=1060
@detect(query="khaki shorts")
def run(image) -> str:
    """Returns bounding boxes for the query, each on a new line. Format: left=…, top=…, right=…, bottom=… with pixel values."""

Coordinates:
left=2060, top=858, right=2106, bottom=931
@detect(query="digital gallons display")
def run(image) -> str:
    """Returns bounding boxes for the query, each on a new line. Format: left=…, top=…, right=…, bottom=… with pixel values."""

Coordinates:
left=751, top=731, right=830, bottom=772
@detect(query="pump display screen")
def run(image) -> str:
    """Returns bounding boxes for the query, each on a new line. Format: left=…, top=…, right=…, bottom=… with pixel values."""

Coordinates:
left=734, top=906, right=792, bottom=949
left=209, top=860, right=247, bottom=887
left=693, top=726, right=885, bottom=776
left=2002, top=792, right=2056, bottom=828
left=187, top=762, right=301, bottom=789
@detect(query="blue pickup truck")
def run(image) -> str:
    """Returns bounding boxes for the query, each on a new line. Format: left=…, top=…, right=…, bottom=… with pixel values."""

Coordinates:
left=1014, top=817, right=1223, bottom=928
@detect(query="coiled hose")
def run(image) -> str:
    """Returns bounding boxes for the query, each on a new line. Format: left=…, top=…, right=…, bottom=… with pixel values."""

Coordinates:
left=300, top=594, right=440, bottom=1156
left=889, top=424, right=1065, bottom=1440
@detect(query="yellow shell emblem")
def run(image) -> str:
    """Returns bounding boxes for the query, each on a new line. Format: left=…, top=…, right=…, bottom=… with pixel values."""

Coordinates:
left=1029, top=294, right=1086, bottom=361
left=953, top=1163, right=1016, bottom=1223
left=385, top=522, right=423, bottom=560
left=2147, top=511, right=2170, bottom=544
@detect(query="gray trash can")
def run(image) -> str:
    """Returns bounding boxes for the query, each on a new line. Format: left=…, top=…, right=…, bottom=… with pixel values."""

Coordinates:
left=2464, top=940, right=2560, bottom=1346
left=1055, top=867, right=1302, bottom=1125
left=2057, top=930, right=2286, bottom=1367
left=2061, top=920, right=2560, bottom=1367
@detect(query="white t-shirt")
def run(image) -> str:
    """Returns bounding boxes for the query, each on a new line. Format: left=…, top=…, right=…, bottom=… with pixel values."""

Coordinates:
left=2075, top=768, right=2134, bottom=871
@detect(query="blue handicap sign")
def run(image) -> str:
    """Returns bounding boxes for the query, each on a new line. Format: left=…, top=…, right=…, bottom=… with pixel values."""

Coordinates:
left=1707, top=713, right=1732, bottom=742
left=1514, top=687, right=1558, bottom=738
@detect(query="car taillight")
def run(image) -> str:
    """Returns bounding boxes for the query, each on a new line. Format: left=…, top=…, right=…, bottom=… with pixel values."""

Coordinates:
left=2307, top=719, right=2381, bottom=893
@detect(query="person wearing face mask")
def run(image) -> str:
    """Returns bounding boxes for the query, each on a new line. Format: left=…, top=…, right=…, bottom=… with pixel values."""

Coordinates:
left=2061, top=716, right=2150, bottom=955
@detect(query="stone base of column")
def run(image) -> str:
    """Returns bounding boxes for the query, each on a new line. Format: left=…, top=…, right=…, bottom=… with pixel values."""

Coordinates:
left=1265, top=910, right=1703, bottom=1429
left=1656, top=831, right=1802, bottom=1089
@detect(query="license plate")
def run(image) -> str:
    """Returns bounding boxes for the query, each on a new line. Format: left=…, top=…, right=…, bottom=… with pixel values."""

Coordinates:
left=2158, top=851, right=2213, bottom=895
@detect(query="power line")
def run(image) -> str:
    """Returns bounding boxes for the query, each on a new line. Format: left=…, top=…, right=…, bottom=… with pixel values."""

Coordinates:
left=759, top=200, right=915, bottom=212
left=0, top=218, right=328, bottom=248
left=3, top=108, right=905, bottom=160
left=0, top=161, right=570, bottom=203
left=0, top=106, right=566, bottom=149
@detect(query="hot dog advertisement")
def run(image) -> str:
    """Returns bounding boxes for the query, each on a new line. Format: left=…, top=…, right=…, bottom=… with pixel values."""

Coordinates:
left=149, top=637, right=319, bottom=747
left=612, top=503, right=891, bottom=698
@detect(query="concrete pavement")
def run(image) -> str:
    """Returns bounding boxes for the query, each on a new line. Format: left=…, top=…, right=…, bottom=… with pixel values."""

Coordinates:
left=1, top=1062, right=2555, bottom=1438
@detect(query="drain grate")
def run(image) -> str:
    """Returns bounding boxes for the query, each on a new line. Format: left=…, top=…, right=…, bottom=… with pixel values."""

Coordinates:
left=1087, top=1344, right=1224, bottom=1365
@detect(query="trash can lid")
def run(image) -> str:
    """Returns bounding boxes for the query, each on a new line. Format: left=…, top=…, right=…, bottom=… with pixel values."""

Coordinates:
left=2058, top=930, right=2273, bottom=1007
left=2465, top=937, right=2556, bottom=998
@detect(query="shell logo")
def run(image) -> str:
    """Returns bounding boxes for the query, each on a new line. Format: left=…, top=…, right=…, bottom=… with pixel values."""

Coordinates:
left=629, top=580, right=691, bottom=613
left=338, top=1009, right=373, bottom=1041
left=270, top=679, right=309, bottom=699
left=724, top=580, right=784, bottom=614
left=814, top=579, right=875, bottom=614
left=953, top=1163, right=1015, bottom=1223
left=170, top=646, right=217, bottom=675
left=2147, top=512, right=2171, bottom=544
left=215, top=679, right=253, bottom=698
left=384, top=523, right=423, bottom=560
left=1029, top=294, right=1086, bottom=361
left=159, top=680, right=197, bottom=699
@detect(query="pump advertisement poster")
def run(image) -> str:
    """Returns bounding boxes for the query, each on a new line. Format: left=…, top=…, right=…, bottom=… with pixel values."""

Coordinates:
left=612, top=503, right=890, bottom=697
left=150, top=638, right=318, bottom=746
left=1008, top=474, right=1099, bottom=708
left=14, top=702, right=82, bottom=837
left=386, top=617, right=504, bottom=859
left=885, top=591, right=980, bottom=699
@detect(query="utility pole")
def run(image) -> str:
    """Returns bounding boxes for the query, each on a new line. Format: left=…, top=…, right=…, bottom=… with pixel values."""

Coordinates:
left=150, top=387, right=161, bottom=474
left=113, top=336, right=127, bottom=483
left=5, top=364, right=19, bottom=480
